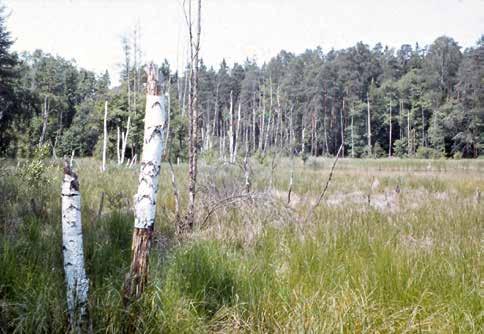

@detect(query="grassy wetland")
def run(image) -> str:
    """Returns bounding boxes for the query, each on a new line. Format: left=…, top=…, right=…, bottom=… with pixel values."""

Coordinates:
left=0, top=156, right=482, bottom=333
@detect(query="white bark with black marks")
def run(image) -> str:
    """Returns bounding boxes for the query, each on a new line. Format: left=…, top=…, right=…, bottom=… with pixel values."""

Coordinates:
left=134, top=94, right=167, bottom=229
left=61, top=162, right=89, bottom=332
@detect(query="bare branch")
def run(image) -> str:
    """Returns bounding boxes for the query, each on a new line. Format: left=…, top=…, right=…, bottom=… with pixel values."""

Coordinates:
left=304, top=144, right=343, bottom=223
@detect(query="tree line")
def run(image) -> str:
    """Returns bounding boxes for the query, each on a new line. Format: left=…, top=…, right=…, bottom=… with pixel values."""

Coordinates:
left=1, top=7, right=482, bottom=159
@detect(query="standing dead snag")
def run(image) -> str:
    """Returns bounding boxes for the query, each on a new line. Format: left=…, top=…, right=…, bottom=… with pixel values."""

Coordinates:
left=102, top=101, right=108, bottom=172
left=61, top=160, right=89, bottom=332
left=124, top=63, right=166, bottom=302
left=185, top=0, right=202, bottom=230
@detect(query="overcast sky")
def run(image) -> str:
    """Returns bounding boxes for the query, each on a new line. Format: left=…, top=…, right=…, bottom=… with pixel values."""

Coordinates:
left=4, top=0, right=484, bottom=85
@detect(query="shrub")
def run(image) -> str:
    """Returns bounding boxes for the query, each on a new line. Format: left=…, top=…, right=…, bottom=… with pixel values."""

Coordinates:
left=393, top=139, right=407, bottom=158
left=416, top=146, right=445, bottom=159
left=453, top=151, right=463, bottom=160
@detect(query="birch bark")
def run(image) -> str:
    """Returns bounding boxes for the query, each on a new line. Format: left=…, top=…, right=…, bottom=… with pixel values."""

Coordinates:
left=61, top=161, right=89, bottom=332
left=124, top=64, right=166, bottom=302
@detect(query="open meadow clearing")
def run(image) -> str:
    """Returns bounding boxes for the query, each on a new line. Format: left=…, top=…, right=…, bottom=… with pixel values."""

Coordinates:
left=1, top=158, right=482, bottom=333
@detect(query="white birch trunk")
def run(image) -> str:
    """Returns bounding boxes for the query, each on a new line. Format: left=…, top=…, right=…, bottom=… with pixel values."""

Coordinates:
left=102, top=101, right=108, bottom=172
left=233, top=102, right=241, bottom=162
left=117, top=126, right=121, bottom=164
left=125, top=64, right=166, bottom=302
left=134, top=95, right=166, bottom=228
left=121, top=116, right=131, bottom=164
left=229, top=91, right=234, bottom=162
left=61, top=162, right=89, bottom=331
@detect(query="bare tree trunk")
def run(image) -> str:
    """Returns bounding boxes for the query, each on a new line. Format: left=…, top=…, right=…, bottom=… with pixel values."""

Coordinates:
left=102, top=101, right=108, bottom=172
left=164, top=79, right=172, bottom=154
left=229, top=91, right=234, bottom=162
left=233, top=102, right=241, bottom=162
left=259, top=92, right=265, bottom=152
left=264, top=82, right=273, bottom=152
left=185, top=0, right=202, bottom=230
left=252, top=92, right=257, bottom=151
left=407, top=104, right=411, bottom=156
left=311, top=111, right=315, bottom=156
left=121, top=116, right=131, bottom=164
left=351, top=105, right=355, bottom=158
left=61, top=161, right=89, bottom=332
left=315, top=113, right=319, bottom=156
left=367, top=92, right=372, bottom=156
left=39, top=95, right=49, bottom=147
left=388, top=101, right=392, bottom=157
left=301, top=127, right=305, bottom=155
left=124, top=64, right=166, bottom=302
left=340, top=98, right=345, bottom=158
left=117, top=126, right=121, bottom=164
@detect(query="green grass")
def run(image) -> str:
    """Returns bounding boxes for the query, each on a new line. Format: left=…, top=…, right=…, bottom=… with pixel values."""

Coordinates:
left=0, top=157, right=482, bottom=333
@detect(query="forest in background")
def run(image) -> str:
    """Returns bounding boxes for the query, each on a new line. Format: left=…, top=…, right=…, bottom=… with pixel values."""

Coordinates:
left=1, top=5, right=483, bottom=160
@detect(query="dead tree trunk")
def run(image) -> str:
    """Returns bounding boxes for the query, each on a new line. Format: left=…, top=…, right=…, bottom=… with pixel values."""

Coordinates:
left=61, top=161, right=89, bottom=332
left=367, top=92, right=372, bottom=156
left=229, top=91, right=234, bottom=162
left=102, top=101, right=108, bottom=172
left=124, top=64, right=166, bottom=302
left=185, top=0, right=202, bottom=230
left=252, top=92, right=257, bottom=150
left=407, top=104, right=411, bottom=156
left=121, top=116, right=131, bottom=164
left=116, top=126, right=121, bottom=164
left=233, top=102, right=241, bottom=162
left=259, top=92, right=265, bottom=152
left=340, top=98, right=345, bottom=158
left=388, top=101, right=392, bottom=157
left=301, top=127, right=305, bottom=155
left=351, top=102, right=355, bottom=158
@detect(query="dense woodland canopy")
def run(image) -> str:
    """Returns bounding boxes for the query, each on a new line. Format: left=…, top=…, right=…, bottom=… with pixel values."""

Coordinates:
left=0, top=5, right=482, bottom=159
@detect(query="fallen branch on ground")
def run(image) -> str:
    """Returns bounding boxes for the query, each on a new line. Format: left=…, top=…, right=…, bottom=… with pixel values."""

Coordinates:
left=304, top=144, right=343, bottom=223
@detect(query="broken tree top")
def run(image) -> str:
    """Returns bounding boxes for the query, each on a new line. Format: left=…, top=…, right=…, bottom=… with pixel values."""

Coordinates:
left=146, top=63, right=161, bottom=96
